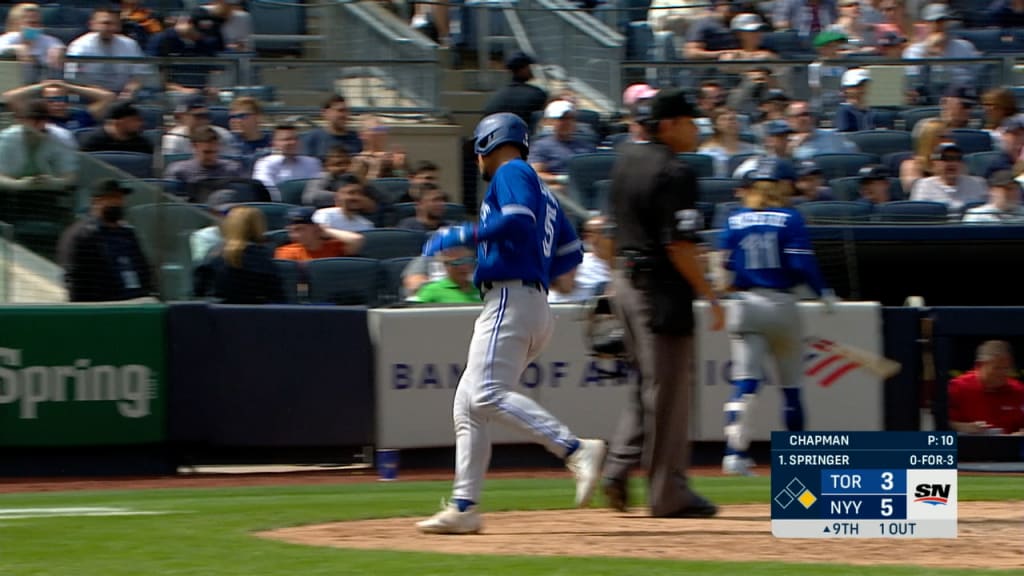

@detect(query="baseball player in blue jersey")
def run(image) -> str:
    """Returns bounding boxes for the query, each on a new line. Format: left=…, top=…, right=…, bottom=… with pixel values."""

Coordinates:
left=714, top=171, right=837, bottom=476
left=415, top=112, right=607, bottom=534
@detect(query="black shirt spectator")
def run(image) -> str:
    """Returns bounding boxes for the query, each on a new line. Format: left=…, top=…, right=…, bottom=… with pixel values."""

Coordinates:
left=988, top=0, right=1024, bottom=28
left=80, top=100, right=153, bottom=154
left=482, top=52, right=548, bottom=134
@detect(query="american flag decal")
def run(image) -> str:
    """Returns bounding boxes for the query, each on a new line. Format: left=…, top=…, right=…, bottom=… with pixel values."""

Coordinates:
left=804, top=338, right=861, bottom=387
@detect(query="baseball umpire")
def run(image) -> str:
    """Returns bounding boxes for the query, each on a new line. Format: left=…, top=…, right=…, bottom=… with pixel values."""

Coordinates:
left=601, top=88, right=724, bottom=518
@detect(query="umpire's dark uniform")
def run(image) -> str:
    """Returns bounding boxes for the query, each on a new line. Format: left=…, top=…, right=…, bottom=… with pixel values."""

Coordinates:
left=602, top=89, right=718, bottom=518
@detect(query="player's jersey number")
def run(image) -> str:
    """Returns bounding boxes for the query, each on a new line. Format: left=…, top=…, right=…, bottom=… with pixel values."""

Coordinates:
left=739, top=231, right=780, bottom=270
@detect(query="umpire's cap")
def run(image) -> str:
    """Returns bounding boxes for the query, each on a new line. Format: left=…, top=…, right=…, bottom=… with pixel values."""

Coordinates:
left=648, top=88, right=698, bottom=121
left=474, top=112, right=530, bottom=156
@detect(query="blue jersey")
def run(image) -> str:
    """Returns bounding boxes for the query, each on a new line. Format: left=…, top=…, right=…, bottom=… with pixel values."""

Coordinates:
left=718, top=206, right=828, bottom=295
left=474, top=159, right=582, bottom=289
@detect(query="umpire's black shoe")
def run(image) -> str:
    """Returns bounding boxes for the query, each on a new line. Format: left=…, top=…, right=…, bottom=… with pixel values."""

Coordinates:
left=659, top=494, right=719, bottom=518
left=602, top=477, right=629, bottom=512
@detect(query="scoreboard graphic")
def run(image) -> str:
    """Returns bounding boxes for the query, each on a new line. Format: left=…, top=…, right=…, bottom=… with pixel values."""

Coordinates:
left=771, top=432, right=958, bottom=538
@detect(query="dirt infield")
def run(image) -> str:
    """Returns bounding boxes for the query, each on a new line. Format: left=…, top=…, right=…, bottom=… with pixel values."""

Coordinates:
left=259, top=502, right=1023, bottom=570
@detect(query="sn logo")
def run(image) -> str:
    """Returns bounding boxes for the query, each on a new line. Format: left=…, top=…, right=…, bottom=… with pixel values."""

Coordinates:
left=913, top=483, right=950, bottom=506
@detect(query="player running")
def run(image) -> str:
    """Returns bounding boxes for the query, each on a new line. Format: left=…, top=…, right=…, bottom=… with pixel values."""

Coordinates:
left=714, top=169, right=836, bottom=477
left=415, top=112, right=606, bottom=535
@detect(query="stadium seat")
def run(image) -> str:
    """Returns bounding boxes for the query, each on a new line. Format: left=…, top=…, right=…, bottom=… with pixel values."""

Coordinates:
left=368, top=178, right=410, bottom=205
left=796, top=201, right=873, bottom=224
left=593, top=179, right=612, bottom=214
left=762, top=29, right=811, bottom=57
left=277, top=178, right=316, bottom=205
left=882, top=151, right=914, bottom=176
left=728, top=153, right=759, bottom=176
left=953, top=28, right=1017, bottom=53
left=948, top=129, right=993, bottom=155
left=844, top=130, right=913, bottom=158
left=576, top=109, right=603, bottom=139
left=140, top=178, right=185, bottom=197
left=250, top=0, right=307, bottom=56
left=900, top=107, right=941, bottom=133
left=137, top=105, right=164, bottom=130
left=811, top=153, right=879, bottom=180
left=357, top=228, right=427, bottom=259
left=126, top=203, right=214, bottom=300
left=567, top=152, right=617, bottom=211
left=273, top=258, right=301, bottom=304
left=238, top=202, right=297, bottom=230
left=711, top=201, right=742, bottom=229
left=391, top=202, right=417, bottom=223
left=306, top=257, right=381, bottom=306
left=88, top=151, right=154, bottom=178
left=871, top=107, right=902, bottom=130
left=444, top=202, right=468, bottom=222
left=829, top=176, right=904, bottom=202
left=873, top=200, right=949, bottom=223
left=965, top=151, right=1012, bottom=178
left=264, top=229, right=291, bottom=250
left=698, top=177, right=742, bottom=204
left=677, top=153, right=714, bottom=179
left=381, top=256, right=414, bottom=304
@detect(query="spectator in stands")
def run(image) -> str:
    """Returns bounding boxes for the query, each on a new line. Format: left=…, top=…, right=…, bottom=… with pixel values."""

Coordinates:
left=856, top=164, right=893, bottom=205
left=791, top=160, right=834, bottom=203
left=80, top=100, right=152, bottom=154
left=937, top=85, right=976, bottom=131
left=146, top=12, right=224, bottom=94
left=787, top=100, right=859, bottom=160
left=683, top=0, right=741, bottom=60
left=699, top=107, right=760, bottom=177
left=203, top=0, right=252, bottom=52
left=751, top=88, right=790, bottom=140
left=962, top=170, right=1024, bottom=223
left=313, top=176, right=376, bottom=232
left=647, top=0, right=705, bottom=39
left=164, top=125, right=245, bottom=187
left=726, top=65, right=784, bottom=122
left=274, top=206, right=364, bottom=261
left=721, top=13, right=775, bottom=60
left=528, top=100, right=597, bottom=191
left=828, top=0, right=876, bottom=52
left=119, top=0, right=163, bottom=45
left=809, top=30, right=850, bottom=113
left=902, top=4, right=980, bottom=105
left=398, top=182, right=449, bottom=232
left=64, top=8, right=150, bottom=98
left=548, top=214, right=612, bottom=304
left=981, top=88, right=1017, bottom=142
left=998, top=115, right=1024, bottom=167
left=696, top=81, right=729, bottom=139
left=57, top=178, right=152, bottom=302
left=229, top=96, right=272, bottom=158
left=410, top=246, right=481, bottom=304
left=875, top=29, right=907, bottom=62
left=193, top=206, right=285, bottom=304
left=986, top=0, right=1024, bottom=29
left=252, top=124, right=323, bottom=202
left=909, top=142, right=987, bottom=211
left=901, top=117, right=948, bottom=191
left=303, top=146, right=358, bottom=207
left=190, top=188, right=240, bottom=265
left=482, top=52, right=548, bottom=134
left=162, top=95, right=237, bottom=156
left=301, top=95, right=363, bottom=159
left=0, top=3, right=65, bottom=82
left=620, top=83, right=657, bottom=145
left=875, top=0, right=924, bottom=45
left=356, top=116, right=408, bottom=180
left=835, top=68, right=876, bottom=132
left=733, top=119, right=795, bottom=178
left=773, top=0, right=837, bottom=40
left=3, top=79, right=115, bottom=132
left=947, top=340, right=1024, bottom=435
left=0, top=99, right=77, bottom=193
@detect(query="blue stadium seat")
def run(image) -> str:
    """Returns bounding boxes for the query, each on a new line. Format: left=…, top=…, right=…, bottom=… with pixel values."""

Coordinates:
left=357, top=228, right=427, bottom=260
left=900, top=107, right=942, bottom=133
left=88, top=151, right=155, bottom=178
left=264, top=229, right=291, bottom=250
left=140, top=178, right=186, bottom=197
left=567, top=152, right=617, bottom=211
left=250, top=0, right=307, bottom=56
left=698, top=177, right=742, bottom=204
left=882, top=150, right=914, bottom=176
left=953, top=28, right=1004, bottom=53
left=137, top=105, right=165, bottom=130
left=873, top=200, right=949, bottom=223
left=306, top=257, right=381, bottom=306
left=871, top=107, right=902, bottom=130
left=948, top=129, right=993, bottom=154
left=811, top=153, right=879, bottom=180
left=965, top=150, right=1012, bottom=178
left=238, top=202, right=297, bottom=230
left=796, top=201, right=873, bottom=224
left=381, top=256, right=415, bottom=304
left=627, top=21, right=654, bottom=60
left=844, top=130, right=913, bottom=158
left=368, top=178, right=410, bottom=205
left=677, top=153, right=714, bottom=179
left=829, top=177, right=904, bottom=202
left=762, top=29, right=811, bottom=57
left=276, top=177, right=316, bottom=205
left=273, top=258, right=301, bottom=304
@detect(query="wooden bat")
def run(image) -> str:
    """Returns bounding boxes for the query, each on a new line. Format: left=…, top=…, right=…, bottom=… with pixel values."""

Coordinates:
left=808, top=337, right=902, bottom=379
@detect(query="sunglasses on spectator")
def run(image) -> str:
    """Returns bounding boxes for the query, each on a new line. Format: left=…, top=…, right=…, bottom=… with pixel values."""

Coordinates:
left=229, top=112, right=251, bottom=120
left=45, top=95, right=69, bottom=103
left=446, top=257, right=476, bottom=266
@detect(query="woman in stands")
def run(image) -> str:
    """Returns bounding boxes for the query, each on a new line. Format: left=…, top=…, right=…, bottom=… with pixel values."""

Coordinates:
left=900, top=118, right=950, bottom=192
left=194, top=206, right=285, bottom=304
left=699, top=107, right=761, bottom=178
left=0, top=3, right=65, bottom=80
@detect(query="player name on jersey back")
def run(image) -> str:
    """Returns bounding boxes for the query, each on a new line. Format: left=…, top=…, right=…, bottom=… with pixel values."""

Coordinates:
left=771, top=432, right=958, bottom=539
left=728, top=211, right=790, bottom=229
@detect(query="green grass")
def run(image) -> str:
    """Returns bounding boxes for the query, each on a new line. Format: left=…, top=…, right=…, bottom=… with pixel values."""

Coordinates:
left=0, top=476, right=1020, bottom=576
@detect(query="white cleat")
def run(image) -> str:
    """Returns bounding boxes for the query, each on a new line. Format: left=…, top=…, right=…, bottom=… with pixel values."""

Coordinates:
left=566, top=439, right=607, bottom=507
left=415, top=500, right=482, bottom=535
left=722, top=454, right=758, bottom=477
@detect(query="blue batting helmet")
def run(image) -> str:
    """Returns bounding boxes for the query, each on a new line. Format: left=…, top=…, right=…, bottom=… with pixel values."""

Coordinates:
left=474, top=112, right=529, bottom=156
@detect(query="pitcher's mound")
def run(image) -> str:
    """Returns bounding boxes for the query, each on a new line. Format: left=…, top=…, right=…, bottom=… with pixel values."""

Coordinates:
left=258, top=502, right=1021, bottom=569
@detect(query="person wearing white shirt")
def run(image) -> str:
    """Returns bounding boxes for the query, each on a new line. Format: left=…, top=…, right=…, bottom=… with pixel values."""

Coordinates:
left=64, top=9, right=150, bottom=98
left=548, top=215, right=612, bottom=304
left=312, top=177, right=376, bottom=232
left=161, top=95, right=238, bottom=157
left=251, top=124, right=322, bottom=202
left=963, top=171, right=1024, bottom=224
left=0, top=4, right=65, bottom=81
left=910, top=143, right=988, bottom=212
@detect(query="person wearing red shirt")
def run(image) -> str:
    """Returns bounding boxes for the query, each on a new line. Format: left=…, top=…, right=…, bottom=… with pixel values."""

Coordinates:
left=947, top=340, right=1024, bottom=435
left=274, top=206, right=364, bottom=261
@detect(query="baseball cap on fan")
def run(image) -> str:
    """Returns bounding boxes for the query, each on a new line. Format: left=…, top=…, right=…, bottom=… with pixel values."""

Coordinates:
left=544, top=100, right=576, bottom=120
left=731, top=13, right=765, bottom=32
left=841, top=68, right=871, bottom=88
left=922, top=3, right=953, bottom=21
left=622, top=83, right=657, bottom=108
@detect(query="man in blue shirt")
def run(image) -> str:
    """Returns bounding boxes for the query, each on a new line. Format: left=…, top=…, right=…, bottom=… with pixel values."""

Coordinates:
left=300, top=95, right=364, bottom=160
left=527, top=100, right=597, bottom=191
left=415, top=112, right=606, bottom=535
